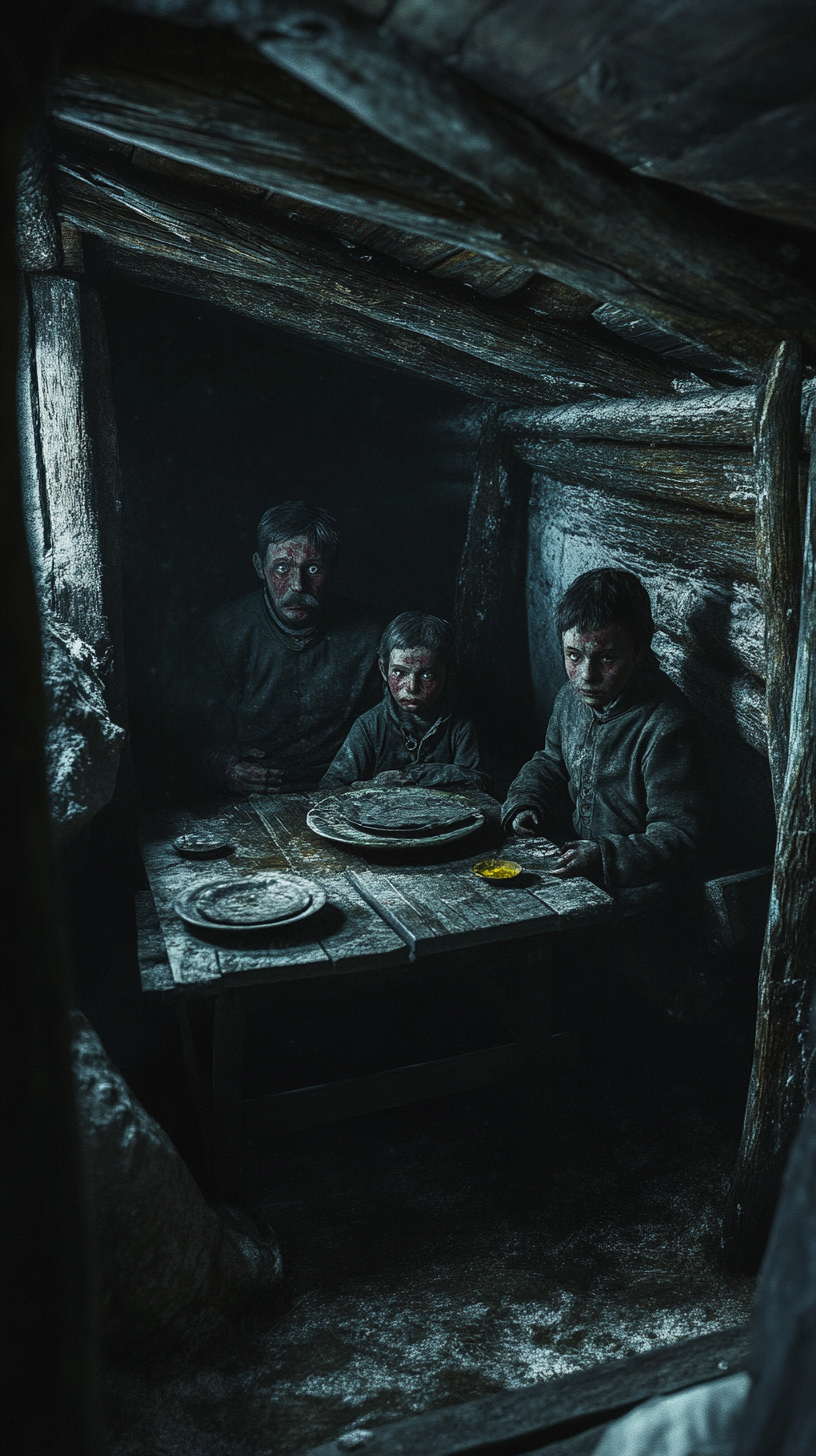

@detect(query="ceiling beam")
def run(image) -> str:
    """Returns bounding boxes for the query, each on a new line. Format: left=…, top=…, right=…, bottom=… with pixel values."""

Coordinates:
left=241, top=1, right=816, bottom=369
left=56, top=157, right=676, bottom=404
left=51, top=9, right=816, bottom=371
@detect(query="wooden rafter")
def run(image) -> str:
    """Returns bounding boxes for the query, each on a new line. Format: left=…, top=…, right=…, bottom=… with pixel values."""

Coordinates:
left=50, top=8, right=816, bottom=371
left=55, top=155, right=677, bottom=405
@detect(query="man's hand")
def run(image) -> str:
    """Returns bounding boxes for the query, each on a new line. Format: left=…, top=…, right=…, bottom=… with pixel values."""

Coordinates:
left=224, top=747, right=283, bottom=795
left=551, top=840, right=602, bottom=879
left=510, top=809, right=541, bottom=836
left=373, top=769, right=412, bottom=785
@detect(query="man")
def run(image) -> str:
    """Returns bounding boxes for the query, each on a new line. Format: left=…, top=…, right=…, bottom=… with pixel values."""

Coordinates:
left=186, top=502, right=381, bottom=792
left=502, top=569, right=705, bottom=889
left=321, top=612, right=490, bottom=792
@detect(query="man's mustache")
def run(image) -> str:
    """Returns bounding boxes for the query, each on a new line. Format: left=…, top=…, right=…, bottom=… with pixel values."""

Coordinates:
left=281, top=590, right=320, bottom=610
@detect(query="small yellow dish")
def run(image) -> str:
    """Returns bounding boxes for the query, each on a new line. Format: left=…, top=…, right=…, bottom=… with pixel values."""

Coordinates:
left=472, top=858, right=522, bottom=882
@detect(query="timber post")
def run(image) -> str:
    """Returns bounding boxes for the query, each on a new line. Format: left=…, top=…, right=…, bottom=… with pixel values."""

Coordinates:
left=753, top=341, right=803, bottom=814
left=454, top=406, right=535, bottom=784
left=721, top=393, right=816, bottom=1272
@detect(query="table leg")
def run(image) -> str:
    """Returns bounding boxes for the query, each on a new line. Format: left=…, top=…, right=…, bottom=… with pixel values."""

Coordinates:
left=520, top=940, right=554, bottom=1200
left=212, top=991, right=245, bottom=1197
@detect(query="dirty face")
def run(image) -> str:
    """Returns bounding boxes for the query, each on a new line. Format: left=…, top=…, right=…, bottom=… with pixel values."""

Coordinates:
left=253, top=536, right=330, bottom=625
left=380, top=647, right=446, bottom=716
left=562, top=624, right=644, bottom=709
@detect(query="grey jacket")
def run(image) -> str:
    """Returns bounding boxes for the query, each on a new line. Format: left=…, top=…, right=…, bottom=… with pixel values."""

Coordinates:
left=184, top=589, right=381, bottom=789
left=321, top=690, right=490, bottom=793
left=501, top=660, right=705, bottom=889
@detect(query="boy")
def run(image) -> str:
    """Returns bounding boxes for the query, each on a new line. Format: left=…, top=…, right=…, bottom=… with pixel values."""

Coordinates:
left=502, top=569, right=704, bottom=889
left=321, top=613, right=490, bottom=792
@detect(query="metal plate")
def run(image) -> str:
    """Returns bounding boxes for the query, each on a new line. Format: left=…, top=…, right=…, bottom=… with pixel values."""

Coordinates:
left=175, top=875, right=326, bottom=932
left=173, top=833, right=234, bottom=859
left=340, top=787, right=477, bottom=836
left=196, top=874, right=312, bottom=925
left=308, top=793, right=484, bottom=851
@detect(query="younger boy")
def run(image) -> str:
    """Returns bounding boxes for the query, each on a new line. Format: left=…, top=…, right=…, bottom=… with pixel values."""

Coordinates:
left=321, top=613, right=489, bottom=792
left=502, top=569, right=704, bottom=888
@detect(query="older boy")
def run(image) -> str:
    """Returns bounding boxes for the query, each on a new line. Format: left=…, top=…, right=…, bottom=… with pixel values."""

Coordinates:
left=502, top=569, right=704, bottom=889
left=321, top=613, right=489, bottom=792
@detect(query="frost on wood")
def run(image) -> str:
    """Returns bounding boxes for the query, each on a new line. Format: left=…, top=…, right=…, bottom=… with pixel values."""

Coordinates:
left=41, top=614, right=125, bottom=842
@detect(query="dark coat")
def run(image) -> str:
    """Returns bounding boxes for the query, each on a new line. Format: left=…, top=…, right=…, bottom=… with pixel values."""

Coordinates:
left=184, top=589, right=381, bottom=789
left=320, top=690, right=490, bottom=793
left=501, top=660, right=705, bottom=889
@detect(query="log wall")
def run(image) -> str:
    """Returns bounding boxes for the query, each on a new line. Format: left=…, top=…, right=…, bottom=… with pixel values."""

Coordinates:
left=507, top=385, right=814, bottom=871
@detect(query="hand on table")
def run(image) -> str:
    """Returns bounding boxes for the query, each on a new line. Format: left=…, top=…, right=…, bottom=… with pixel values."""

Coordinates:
left=550, top=840, right=602, bottom=880
left=224, top=748, right=283, bottom=795
left=373, top=769, right=413, bottom=785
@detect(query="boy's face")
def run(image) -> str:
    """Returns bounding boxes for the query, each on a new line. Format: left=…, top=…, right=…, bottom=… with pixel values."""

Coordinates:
left=562, top=623, right=644, bottom=708
left=380, top=647, right=446, bottom=715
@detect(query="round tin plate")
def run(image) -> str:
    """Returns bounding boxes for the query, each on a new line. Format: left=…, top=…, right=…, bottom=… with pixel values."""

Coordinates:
left=175, top=875, right=326, bottom=932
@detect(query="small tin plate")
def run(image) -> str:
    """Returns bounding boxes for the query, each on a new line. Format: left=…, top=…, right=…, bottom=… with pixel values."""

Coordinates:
left=173, top=834, right=234, bottom=859
left=472, top=858, right=522, bottom=882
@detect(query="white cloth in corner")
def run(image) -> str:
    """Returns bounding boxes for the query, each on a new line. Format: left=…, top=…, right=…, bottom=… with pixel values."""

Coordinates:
left=592, top=1372, right=751, bottom=1456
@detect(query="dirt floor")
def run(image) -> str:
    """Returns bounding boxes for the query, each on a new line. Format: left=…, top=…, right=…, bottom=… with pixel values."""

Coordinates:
left=100, top=1030, right=756, bottom=1456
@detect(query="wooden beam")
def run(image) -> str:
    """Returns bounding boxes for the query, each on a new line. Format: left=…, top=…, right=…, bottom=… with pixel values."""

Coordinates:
left=512, top=440, right=756, bottom=519
left=722, top=432, right=816, bottom=1272
left=754, top=342, right=803, bottom=813
left=454, top=408, right=536, bottom=770
left=502, top=389, right=756, bottom=449
left=531, top=478, right=758, bottom=584
left=18, top=274, right=125, bottom=719
left=244, top=1042, right=525, bottom=1138
left=303, top=1326, right=750, bottom=1456
left=56, top=158, right=676, bottom=404
left=242, top=1, right=816, bottom=368
left=50, top=28, right=816, bottom=370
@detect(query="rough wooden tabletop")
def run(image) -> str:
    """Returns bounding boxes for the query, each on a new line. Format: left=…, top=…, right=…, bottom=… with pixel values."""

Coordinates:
left=140, top=793, right=614, bottom=991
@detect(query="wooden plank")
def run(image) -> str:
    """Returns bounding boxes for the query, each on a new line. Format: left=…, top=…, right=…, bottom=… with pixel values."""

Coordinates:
left=753, top=341, right=803, bottom=813
left=243, top=1042, right=525, bottom=1137
left=722, top=432, right=816, bottom=1271
left=246, top=3, right=816, bottom=368
left=134, top=887, right=173, bottom=994
left=348, top=866, right=559, bottom=956
left=503, top=389, right=756, bottom=449
left=702, top=868, right=773, bottom=953
left=56, top=157, right=674, bottom=404
left=303, top=1325, right=750, bottom=1456
left=16, top=122, right=62, bottom=271
left=511, top=439, right=757, bottom=519
left=530, top=875, right=616, bottom=928
left=531, top=477, right=758, bottom=584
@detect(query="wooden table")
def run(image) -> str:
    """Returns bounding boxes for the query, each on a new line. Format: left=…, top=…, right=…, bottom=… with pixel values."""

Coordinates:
left=138, top=792, right=614, bottom=1194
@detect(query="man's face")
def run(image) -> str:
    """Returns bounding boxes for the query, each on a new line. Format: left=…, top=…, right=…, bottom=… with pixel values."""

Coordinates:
left=380, top=647, right=446, bottom=715
left=562, top=623, right=644, bottom=709
left=253, top=535, right=330, bottom=625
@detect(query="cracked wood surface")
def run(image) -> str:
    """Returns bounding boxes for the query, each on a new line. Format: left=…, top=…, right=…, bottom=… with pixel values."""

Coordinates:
left=141, top=794, right=613, bottom=989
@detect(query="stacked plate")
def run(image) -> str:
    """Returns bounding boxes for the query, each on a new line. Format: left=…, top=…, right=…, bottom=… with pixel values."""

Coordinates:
left=307, top=786, right=484, bottom=850
left=175, top=872, right=326, bottom=932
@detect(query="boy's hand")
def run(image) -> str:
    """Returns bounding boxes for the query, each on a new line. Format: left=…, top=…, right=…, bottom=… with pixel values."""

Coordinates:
left=374, top=769, right=411, bottom=785
left=551, top=840, right=601, bottom=879
left=510, top=809, right=541, bottom=835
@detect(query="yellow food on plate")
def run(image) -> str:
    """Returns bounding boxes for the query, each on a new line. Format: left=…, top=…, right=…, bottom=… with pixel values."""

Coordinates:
left=472, top=858, right=522, bottom=881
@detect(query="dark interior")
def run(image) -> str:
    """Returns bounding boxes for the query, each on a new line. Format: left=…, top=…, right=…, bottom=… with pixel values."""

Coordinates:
left=99, top=276, right=483, bottom=801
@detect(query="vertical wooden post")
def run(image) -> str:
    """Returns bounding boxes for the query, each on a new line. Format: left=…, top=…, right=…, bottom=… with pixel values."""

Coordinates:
left=753, top=340, right=803, bottom=814
left=3, top=118, right=99, bottom=1455
left=722, top=428, right=816, bottom=1271
left=520, top=940, right=554, bottom=1201
left=454, top=406, right=534, bottom=781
